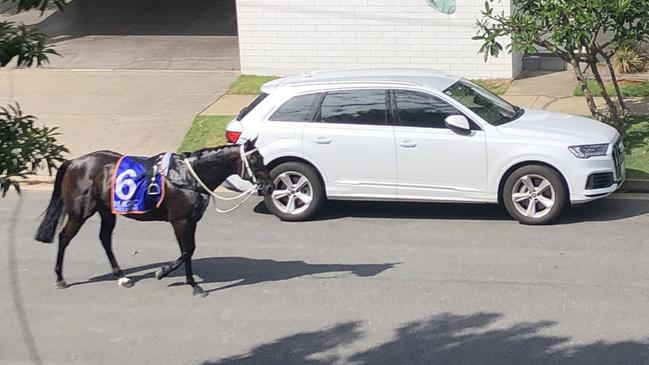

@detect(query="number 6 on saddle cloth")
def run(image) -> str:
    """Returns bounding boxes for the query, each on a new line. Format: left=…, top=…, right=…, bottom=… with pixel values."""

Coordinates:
left=111, top=153, right=172, bottom=214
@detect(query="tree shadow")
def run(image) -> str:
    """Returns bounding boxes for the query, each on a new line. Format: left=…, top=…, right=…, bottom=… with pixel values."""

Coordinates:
left=75, top=256, right=397, bottom=293
left=201, top=312, right=649, bottom=365
left=625, top=100, right=649, bottom=117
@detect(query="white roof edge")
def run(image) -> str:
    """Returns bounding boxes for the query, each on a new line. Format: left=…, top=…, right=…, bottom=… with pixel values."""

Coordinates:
left=260, top=68, right=461, bottom=94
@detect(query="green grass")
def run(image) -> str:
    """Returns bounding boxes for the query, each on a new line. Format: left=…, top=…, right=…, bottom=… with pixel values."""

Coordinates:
left=177, top=115, right=234, bottom=153
left=625, top=115, right=649, bottom=179
left=573, top=79, right=649, bottom=97
left=473, top=79, right=512, bottom=95
left=229, top=74, right=279, bottom=95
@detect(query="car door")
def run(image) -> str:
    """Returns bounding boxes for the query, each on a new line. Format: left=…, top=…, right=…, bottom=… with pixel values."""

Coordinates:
left=302, top=89, right=397, bottom=199
left=392, top=89, right=487, bottom=202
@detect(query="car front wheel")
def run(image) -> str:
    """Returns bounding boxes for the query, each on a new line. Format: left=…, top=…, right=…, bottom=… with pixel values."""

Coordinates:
left=263, top=162, right=325, bottom=221
left=503, top=165, right=568, bottom=225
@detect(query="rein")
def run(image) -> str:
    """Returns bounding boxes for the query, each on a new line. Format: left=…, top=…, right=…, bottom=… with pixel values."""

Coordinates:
left=183, top=145, right=259, bottom=213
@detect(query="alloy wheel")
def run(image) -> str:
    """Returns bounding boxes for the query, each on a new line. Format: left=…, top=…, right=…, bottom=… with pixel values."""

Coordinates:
left=271, top=171, right=313, bottom=215
left=511, top=174, right=556, bottom=219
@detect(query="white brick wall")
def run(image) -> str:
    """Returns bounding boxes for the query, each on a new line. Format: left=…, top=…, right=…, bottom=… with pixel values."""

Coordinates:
left=236, top=0, right=516, bottom=79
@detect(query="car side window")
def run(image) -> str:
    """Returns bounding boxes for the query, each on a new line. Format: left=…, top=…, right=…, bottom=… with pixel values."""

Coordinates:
left=394, top=90, right=463, bottom=129
left=319, top=89, right=387, bottom=125
left=269, top=93, right=320, bottom=122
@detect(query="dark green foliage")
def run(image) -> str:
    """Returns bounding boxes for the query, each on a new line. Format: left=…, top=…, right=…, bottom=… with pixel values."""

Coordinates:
left=0, top=104, right=68, bottom=196
left=6, top=0, right=67, bottom=13
left=0, top=21, right=59, bottom=67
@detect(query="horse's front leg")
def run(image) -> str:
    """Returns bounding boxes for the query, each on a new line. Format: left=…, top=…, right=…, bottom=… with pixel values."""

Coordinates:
left=170, top=219, right=206, bottom=297
left=99, top=211, right=133, bottom=288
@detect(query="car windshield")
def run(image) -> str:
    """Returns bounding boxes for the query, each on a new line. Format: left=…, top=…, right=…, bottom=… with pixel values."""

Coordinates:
left=443, top=79, right=523, bottom=126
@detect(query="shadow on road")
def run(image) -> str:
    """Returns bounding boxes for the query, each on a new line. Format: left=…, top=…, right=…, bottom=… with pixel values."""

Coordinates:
left=254, top=201, right=512, bottom=221
left=563, top=196, right=649, bottom=223
left=200, top=312, right=649, bottom=365
left=79, top=257, right=397, bottom=293
left=255, top=196, right=649, bottom=223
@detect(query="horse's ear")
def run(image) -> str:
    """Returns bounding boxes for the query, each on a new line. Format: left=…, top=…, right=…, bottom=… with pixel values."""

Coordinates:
left=245, top=136, right=258, bottom=150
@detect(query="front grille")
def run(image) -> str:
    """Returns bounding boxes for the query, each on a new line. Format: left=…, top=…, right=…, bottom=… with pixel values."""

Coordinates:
left=612, top=138, right=625, bottom=180
left=586, top=172, right=614, bottom=190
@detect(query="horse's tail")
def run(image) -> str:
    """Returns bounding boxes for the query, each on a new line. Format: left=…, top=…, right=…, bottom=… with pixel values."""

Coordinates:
left=35, top=161, right=69, bottom=243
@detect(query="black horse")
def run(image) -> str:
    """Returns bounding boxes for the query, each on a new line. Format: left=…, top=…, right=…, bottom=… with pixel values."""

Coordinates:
left=35, top=138, right=273, bottom=297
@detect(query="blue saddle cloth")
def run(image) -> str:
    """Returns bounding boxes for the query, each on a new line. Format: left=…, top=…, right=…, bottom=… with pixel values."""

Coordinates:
left=111, top=153, right=171, bottom=214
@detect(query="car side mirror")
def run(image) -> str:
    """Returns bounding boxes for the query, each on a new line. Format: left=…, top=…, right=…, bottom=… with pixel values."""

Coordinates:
left=445, top=115, right=471, bottom=135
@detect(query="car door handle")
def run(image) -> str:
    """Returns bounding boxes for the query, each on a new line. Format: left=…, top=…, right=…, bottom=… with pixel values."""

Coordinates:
left=315, top=137, right=332, bottom=145
left=399, top=140, right=417, bottom=148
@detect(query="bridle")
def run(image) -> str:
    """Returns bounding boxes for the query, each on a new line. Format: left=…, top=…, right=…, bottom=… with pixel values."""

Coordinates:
left=182, top=144, right=261, bottom=213
left=239, top=144, right=258, bottom=184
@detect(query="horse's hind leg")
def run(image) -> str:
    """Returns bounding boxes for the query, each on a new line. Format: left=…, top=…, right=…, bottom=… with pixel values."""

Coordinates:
left=98, top=210, right=133, bottom=288
left=54, top=216, right=85, bottom=289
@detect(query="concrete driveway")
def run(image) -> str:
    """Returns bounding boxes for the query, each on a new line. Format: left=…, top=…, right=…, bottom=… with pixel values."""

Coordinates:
left=2, top=192, right=649, bottom=364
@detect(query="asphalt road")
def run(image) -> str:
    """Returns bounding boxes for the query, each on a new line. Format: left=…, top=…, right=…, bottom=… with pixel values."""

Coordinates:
left=2, top=191, right=649, bottom=364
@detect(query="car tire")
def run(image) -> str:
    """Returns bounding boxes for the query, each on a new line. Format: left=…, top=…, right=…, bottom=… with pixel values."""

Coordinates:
left=263, top=162, right=325, bottom=222
left=503, top=165, right=568, bottom=225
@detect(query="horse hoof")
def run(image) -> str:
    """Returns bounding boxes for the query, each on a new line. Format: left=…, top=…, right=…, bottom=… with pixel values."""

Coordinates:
left=155, top=269, right=165, bottom=280
left=193, top=287, right=208, bottom=298
left=117, top=277, right=134, bottom=288
left=54, top=281, right=68, bottom=289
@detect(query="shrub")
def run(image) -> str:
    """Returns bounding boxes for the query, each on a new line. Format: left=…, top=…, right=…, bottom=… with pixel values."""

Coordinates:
left=612, top=44, right=646, bottom=74
left=0, top=104, right=67, bottom=196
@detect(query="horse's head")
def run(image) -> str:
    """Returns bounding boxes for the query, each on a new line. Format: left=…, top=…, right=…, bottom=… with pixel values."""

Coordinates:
left=240, top=137, right=274, bottom=196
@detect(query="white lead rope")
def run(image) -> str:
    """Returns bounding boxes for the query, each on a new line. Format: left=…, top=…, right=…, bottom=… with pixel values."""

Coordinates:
left=183, top=158, right=258, bottom=213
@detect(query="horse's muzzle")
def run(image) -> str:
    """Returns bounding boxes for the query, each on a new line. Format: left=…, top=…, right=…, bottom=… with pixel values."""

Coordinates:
left=258, top=184, right=274, bottom=197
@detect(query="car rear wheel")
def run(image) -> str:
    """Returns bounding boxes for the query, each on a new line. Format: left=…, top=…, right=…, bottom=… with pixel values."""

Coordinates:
left=264, top=162, right=325, bottom=221
left=503, top=165, right=568, bottom=225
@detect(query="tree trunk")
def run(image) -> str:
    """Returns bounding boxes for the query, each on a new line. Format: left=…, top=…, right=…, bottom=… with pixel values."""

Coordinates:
left=569, top=57, right=603, bottom=120
left=589, top=60, right=626, bottom=136
left=599, top=51, right=628, bottom=113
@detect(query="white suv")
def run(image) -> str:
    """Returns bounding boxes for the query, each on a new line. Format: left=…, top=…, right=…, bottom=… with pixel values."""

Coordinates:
left=225, top=69, right=624, bottom=225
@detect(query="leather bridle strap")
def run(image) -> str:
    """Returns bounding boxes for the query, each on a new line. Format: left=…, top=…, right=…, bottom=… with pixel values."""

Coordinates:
left=240, top=144, right=258, bottom=184
left=182, top=158, right=257, bottom=213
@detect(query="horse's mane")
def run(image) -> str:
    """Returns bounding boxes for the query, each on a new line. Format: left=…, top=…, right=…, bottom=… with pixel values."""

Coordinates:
left=183, top=144, right=237, bottom=159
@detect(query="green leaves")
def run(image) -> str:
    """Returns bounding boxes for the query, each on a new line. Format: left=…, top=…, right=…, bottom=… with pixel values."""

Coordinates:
left=0, top=104, right=68, bottom=197
left=8, top=0, right=67, bottom=13
left=0, top=21, right=59, bottom=67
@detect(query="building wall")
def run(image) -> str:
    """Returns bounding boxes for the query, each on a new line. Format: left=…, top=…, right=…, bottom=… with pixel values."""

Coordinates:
left=236, top=0, right=515, bottom=79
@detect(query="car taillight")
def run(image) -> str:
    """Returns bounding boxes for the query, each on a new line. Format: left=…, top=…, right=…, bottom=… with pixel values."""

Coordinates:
left=226, top=130, right=241, bottom=143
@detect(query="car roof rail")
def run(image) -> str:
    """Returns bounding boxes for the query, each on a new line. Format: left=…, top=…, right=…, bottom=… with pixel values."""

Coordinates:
left=288, top=80, right=424, bottom=88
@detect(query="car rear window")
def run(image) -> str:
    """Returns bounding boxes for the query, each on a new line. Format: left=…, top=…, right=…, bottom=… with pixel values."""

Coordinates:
left=237, top=93, right=269, bottom=121
left=269, top=93, right=320, bottom=122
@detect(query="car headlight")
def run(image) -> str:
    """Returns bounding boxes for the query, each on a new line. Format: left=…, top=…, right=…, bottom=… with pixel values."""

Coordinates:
left=568, top=144, right=609, bottom=159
